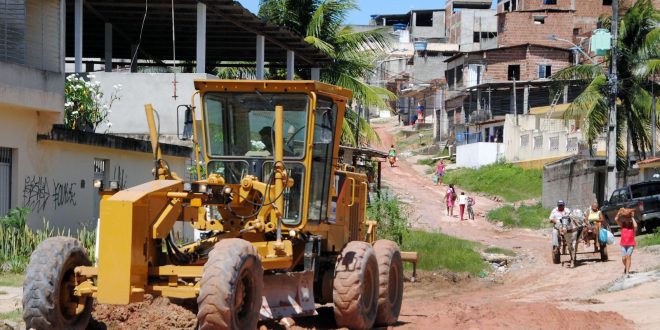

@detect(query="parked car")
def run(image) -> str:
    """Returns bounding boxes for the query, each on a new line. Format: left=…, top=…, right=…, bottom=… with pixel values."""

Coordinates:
left=601, top=180, right=660, bottom=233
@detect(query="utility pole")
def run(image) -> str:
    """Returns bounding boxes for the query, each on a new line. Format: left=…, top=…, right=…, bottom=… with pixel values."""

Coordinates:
left=653, top=81, right=656, bottom=157
left=606, top=0, right=619, bottom=197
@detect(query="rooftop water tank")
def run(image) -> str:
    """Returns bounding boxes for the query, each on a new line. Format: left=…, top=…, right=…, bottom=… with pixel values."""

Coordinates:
left=413, top=40, right=428, bottom=52
left=393, top=23, right=407, bottom=31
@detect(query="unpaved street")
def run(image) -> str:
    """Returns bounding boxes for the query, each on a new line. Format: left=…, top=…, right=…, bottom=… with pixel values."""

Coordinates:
left=374, top=119, right=660, bottom=329
left=2, top=119, right=660, bottom=329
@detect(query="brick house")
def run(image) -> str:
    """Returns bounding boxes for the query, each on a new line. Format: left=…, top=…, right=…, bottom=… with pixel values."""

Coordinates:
left=497, top=0, right=660, bottom=47
left=443, top=43, right=594, bottom=168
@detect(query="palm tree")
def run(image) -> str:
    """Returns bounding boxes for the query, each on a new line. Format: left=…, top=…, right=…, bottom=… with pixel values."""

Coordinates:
left=553, top=0, right=659, bottom=168
left=258, top=0, right=395, bottom=146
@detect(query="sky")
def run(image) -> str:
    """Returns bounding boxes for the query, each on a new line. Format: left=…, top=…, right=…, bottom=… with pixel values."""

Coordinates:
left=238, top=1, right=495, bottom=25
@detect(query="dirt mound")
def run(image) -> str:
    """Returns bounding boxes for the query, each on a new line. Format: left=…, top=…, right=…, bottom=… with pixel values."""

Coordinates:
left=401, top=300, right=633, bottom=330
left=90, top=294, right=197, bottom=329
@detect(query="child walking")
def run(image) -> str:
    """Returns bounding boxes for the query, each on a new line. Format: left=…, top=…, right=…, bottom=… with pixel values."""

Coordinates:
left=458, top=192, right=468, bottom=221
left=435, top=160, right=444, bottom=186
left=445, top=184, right=456, bottom=217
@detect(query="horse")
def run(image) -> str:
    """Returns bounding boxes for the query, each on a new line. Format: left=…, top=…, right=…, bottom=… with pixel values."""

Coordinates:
left=557, top=210, right=583, bottom=268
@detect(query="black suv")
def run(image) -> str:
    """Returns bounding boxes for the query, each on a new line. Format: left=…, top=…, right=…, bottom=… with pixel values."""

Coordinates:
left=601, top=181, right=660, bottom=233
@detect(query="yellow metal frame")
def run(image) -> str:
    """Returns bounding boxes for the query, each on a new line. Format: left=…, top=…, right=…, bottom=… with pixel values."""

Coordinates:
left=194, top=80, right=352, bottom=233
left=82, top=80, right=388, bottom=306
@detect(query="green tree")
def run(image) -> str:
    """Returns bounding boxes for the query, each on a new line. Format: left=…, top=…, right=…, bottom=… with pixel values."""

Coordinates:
left=552, top=0, right=659, bottom=167
left=258, top=0, right=394, bottom=146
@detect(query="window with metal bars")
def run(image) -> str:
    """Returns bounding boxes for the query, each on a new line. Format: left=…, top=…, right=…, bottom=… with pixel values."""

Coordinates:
left=533, top=136, right=543, bottom=149
left=0, top=147, right=13, bottom=217
left=549, top=136, right=559, bottom=150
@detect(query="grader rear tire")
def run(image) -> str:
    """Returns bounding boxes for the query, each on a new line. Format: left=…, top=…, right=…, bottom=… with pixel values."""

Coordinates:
left=22, top=237, right=93, bottom=330
left=197, top=239, right=263, bottom=330
left=373, top=240, right=403, bottom=326
left=333, top=241, right=379, bottom=330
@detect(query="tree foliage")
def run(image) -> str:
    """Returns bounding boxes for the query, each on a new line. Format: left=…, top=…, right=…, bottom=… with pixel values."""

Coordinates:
left=258, top=0, right=394, bottom=146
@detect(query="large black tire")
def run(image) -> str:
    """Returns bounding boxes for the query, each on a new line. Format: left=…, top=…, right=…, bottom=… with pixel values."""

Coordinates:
left=333, top=241, right=379, bottom=330
left=197, top=238, right=263, bottom=330
left=22, top=237, right=93, bottom=330
left=373, top=240, right=403, bottom=326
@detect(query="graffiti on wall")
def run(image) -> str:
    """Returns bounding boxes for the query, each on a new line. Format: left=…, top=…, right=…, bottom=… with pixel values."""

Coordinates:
left=22, top=176, right=77, bottom=212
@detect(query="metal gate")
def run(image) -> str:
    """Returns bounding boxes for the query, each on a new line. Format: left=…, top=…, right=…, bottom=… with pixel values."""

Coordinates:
left=0, top=147, right=12, bottom=217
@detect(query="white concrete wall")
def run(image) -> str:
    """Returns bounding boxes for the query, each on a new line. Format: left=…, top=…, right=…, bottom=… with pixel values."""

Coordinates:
left=0, top=62, right=64, bottom=114
left=503, top=114, right=582, bottom=162
left=456, top=142, right=505, bottom=168
left=90, top=72, right=216, bottom=136
left=0, top=107, right=188, bottom=231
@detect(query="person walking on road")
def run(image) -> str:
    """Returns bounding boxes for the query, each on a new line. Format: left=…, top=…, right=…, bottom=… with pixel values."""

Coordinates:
left=458, top=191, right=468, bottom=221
left=616, top=205, right=638, bottom=275
left=435, top=160, right=444, bottom=186
left=388, top=144, right=397, bottom=167
left=445, top=184, right=456, bottom=217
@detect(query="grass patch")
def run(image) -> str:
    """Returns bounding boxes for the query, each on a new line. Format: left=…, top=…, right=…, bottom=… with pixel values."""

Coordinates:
left=443, top=163, right=542, bottom=202
left=638, top=228, right=660, bottom=247
left=0, top=309, right=22, bottom=322
left=483, top=247, right=516, bottom=257
left=487, top=203, right=550, bottom=229
left=400, top=230, right=485, bottom=275
left=0, top=273, right=23, bottom=287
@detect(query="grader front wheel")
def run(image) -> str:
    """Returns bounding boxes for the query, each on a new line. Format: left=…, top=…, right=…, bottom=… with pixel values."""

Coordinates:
left=197, top=238, right=263, bottom=330
left=22, top=237, right=93, bottom=330
left=333, top=241, right=379, bottom=330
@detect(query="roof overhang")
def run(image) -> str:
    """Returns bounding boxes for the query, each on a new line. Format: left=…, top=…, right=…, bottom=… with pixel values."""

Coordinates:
left=66, top=0, right=332, bottom=68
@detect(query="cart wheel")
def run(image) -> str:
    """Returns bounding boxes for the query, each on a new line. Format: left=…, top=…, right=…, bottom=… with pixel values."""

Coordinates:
left=552, top=246, right=560, bottom=264
left=600, top=244, right=608, bottom=261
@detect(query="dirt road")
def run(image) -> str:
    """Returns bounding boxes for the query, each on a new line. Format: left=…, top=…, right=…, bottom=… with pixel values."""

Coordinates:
left=374, top=119, right=660, bottom=329
left=3, top=119, right=659, bottom=329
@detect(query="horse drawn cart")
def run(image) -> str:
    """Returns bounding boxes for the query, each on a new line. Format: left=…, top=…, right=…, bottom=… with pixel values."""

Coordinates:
left=552, top=209, right=608, bottom=267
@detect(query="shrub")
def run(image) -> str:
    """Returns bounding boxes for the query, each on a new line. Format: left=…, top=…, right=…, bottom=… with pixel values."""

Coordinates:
left=0, top=208, right=96, bottom=274
left=368, top=194, right=410, bottom=245
left=64, top=74, right=121, bottom=132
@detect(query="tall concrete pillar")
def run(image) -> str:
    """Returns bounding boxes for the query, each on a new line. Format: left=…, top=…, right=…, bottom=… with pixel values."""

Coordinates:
left=311, top=67, right=320, bottom=81
left=196, top=2, right=207, bottom=73
left=286, top=50, right=295, bottom=80
left=256, top=35, right=265, bottom=79
left=104, top=23, right=112, bottom=72
left=60, top=0, right=66, bottom=73
left=523, top=84, right=529, bottom=114
left=74, top=0, right=83, bottom=73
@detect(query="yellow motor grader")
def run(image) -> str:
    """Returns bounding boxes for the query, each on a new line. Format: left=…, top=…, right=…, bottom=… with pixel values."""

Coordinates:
left=22, top=80, right=408, bottom=330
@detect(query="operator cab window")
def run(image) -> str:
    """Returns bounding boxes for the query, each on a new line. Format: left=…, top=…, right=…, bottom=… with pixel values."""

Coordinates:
left=204, top=93, right=309, bottom=159
left=307, top=97, right=338, bottom=223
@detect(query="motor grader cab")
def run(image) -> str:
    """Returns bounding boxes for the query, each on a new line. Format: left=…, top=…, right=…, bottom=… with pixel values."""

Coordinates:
left=22, top=80, right=405, bottom=330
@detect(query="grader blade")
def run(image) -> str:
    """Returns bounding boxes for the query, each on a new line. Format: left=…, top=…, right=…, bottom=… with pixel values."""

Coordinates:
left=260, top=271, right=316, bottom=319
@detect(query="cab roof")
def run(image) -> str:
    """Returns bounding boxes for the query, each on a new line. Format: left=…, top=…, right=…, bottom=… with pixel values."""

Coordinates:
left=193, top=80, right=353, bottom=101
